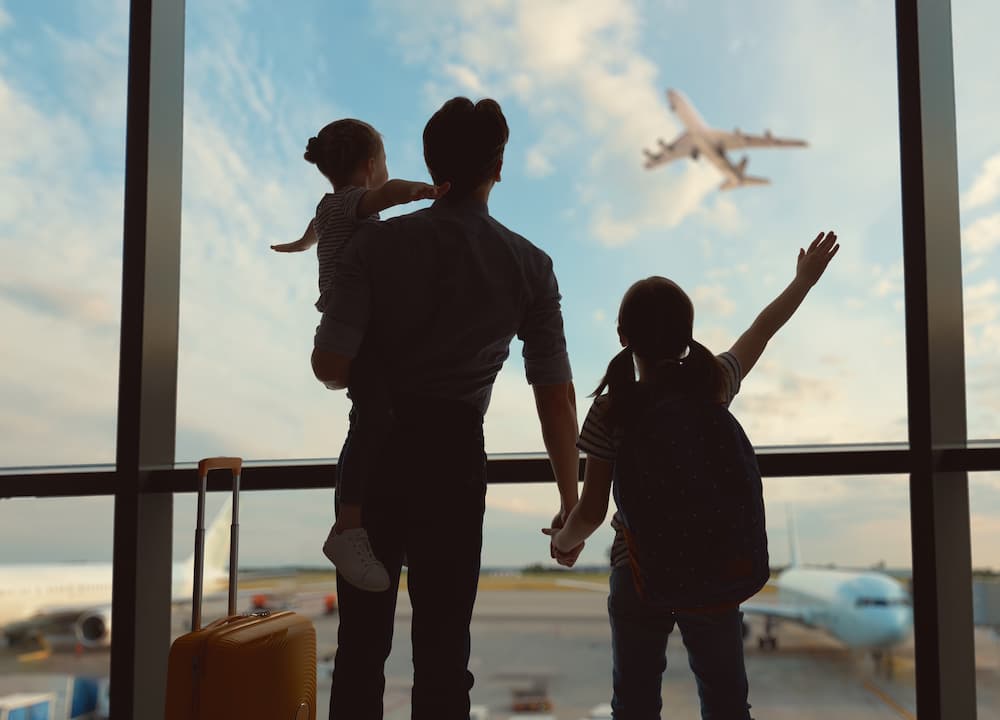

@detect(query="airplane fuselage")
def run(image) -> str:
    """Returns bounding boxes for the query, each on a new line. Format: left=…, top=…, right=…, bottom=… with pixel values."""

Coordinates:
left=0, top=563, right=197, bottom=628
left=0, top=564, right=113, bottom=628
left=667, top=89, right=745, bottom=183
left=774, top=567, right=912, bottom=649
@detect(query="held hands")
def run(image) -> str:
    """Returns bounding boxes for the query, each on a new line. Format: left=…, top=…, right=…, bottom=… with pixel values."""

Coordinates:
left=542, top=510, right=585, bottom=568
left=795, top=231, right=839, bottom=286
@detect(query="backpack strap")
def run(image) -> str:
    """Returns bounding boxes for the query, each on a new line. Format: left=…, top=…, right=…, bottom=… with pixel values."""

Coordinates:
left=621, top=524, right=648, bottom=601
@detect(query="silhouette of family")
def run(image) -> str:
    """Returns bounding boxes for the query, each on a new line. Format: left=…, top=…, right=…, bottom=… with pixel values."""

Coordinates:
left=274, top=97, right=838, bottom=720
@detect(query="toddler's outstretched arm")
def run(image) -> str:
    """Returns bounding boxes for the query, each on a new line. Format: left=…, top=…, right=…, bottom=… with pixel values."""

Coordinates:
left=729, top=230, right=839, bottom=378
left=271, top=219, right=318, bottom=253
left=357, top=179, right=450, bottom=218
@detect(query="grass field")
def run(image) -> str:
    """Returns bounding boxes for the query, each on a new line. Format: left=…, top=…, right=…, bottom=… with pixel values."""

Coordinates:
left=239, top=570, right=611, bottom=592
left=240, top=570, right=785, bottom=594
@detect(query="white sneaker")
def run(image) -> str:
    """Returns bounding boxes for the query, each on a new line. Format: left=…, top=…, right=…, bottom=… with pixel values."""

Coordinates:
left=322, top=526, right=390, bottom=592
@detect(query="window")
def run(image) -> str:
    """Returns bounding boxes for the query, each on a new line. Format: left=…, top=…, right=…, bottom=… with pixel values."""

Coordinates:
left=953, top=0, right=1000, bottom=440
left=175, top=0, right=907, bottom=465
left=0, top=2, right=128, bottom=468
left=198, top=476, right=915, bottom=715
left=970, top=473, right=1000, bottom=716
left=0, top=496, right=113, bottom=701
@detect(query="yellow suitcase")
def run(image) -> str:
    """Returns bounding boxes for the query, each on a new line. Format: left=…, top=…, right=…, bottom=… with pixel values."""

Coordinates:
left=165, top=457, right=317, bottom=720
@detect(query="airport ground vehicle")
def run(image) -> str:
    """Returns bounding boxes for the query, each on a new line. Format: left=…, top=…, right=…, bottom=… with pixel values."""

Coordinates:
left=0, top=693, right=55, bottom=720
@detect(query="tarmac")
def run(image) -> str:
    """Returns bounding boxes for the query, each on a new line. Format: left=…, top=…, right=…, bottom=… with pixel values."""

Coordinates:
left=2, top=587, right=999, bottom=719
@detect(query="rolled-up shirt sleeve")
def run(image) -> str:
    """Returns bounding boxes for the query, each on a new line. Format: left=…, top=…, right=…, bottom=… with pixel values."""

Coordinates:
left=517, top=255, right=572, bottom=385
left=313, top=224, right=374, bottom=358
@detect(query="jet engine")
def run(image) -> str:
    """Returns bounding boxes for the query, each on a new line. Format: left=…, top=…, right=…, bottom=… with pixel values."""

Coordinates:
left=75, top=608, right=112, bottom=648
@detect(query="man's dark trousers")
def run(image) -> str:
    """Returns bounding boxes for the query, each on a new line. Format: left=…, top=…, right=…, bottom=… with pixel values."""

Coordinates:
left=329, top=396, right=486, bottom=719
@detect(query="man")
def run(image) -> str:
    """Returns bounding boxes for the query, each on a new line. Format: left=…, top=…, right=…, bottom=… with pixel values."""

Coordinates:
left=311, top=97, right=581, bottom=719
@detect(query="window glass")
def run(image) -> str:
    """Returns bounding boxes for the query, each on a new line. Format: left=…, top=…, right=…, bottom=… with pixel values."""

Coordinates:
left=184, top=476, right=915, bottom=716
left=971, top=473, right=1000, bottom=716
left=0, top=497, right=113, bottom=716
left=176, top=0, right=907, bottom=464
left=953, top=0, right=1000, bottom=440
left=0, top=2, right=128, bottom=467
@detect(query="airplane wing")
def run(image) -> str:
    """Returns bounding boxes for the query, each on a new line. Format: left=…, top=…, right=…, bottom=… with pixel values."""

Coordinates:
left=712, top=129, right=807, bottom=151
left=642, top=132, right=695, bottom=169
left=740, top=600, right=820, bottom=627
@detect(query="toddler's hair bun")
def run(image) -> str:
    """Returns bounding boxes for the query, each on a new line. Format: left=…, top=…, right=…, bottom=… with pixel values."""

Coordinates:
left=304, top=136, right=322, bottom=164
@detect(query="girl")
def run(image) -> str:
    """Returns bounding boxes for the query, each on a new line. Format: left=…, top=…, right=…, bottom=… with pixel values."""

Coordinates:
left=273, top=119, right=448, bottom=592
left=545, top=231, right=839, bottom=718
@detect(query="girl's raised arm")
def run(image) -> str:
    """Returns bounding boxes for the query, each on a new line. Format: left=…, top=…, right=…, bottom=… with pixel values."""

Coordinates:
left=728, top=231, right=839, bottom=379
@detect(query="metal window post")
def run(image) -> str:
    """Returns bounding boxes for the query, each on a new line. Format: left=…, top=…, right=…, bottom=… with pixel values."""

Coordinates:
left=110, top=0, right=185, bottom=717
left=895, top=0, right=977, bottom=717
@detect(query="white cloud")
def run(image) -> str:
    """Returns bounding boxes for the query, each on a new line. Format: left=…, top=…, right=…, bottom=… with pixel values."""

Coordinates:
left=485, top=492, right=551, bottom=518
left=693, top=283, right=737, bottom=317
left=962, top=151, right=1000, bottom=211
left=965, top=256, right=986, bottom=275
left=964, top=212, right=1000, bottom=255
left=0, top=4, right=11, bottom=31
left=872, top=262, right=903, bottom=298
left=698, top=195, right=744, bottom=235
left=442, top=63, right=484, bottom=94
left=964, top=279, right=1000, bottom=379
left=524, top=146, right=554, bottom=178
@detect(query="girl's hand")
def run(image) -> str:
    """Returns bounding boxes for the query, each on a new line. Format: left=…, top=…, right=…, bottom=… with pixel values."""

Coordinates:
left=795, top=230, right=839, bottom=286
left=542, top=527, right=584, bottom=567
left=406, top=180, right=450, bottom=202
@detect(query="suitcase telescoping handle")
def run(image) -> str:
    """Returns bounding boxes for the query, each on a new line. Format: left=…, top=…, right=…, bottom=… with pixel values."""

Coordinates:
left=192, top=457, right=242, bottom=632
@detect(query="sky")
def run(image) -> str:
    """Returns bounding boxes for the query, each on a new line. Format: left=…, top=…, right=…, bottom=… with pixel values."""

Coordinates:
left=0, top=0, right=998, bottom=570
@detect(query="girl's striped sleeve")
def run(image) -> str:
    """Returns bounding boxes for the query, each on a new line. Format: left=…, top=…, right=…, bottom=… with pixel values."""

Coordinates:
left=717, top=351, right=743, bottom=406
left=577, top=396, right=617, bottom=462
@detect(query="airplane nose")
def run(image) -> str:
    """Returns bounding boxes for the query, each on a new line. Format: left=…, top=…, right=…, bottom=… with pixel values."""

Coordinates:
left=885, top=607, right=913, bottom=644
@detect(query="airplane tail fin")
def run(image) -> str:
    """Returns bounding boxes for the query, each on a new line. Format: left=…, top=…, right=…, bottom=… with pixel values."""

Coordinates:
left=787, top=508, right=802, bottom=568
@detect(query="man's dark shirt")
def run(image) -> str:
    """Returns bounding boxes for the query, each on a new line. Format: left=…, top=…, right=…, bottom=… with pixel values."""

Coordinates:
left=314, top=196, right=572, bottom=416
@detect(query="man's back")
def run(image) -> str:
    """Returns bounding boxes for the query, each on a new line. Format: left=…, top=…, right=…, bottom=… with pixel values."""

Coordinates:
left=322, top=196, right=569, bottom=415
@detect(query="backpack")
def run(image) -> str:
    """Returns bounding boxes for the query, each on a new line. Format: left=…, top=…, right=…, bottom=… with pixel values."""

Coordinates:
left=612, top=390, right=769, bottom=609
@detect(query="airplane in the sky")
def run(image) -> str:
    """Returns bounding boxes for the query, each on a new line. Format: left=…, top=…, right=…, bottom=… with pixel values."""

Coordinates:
left=0, top=500, right=233, bottom=650
left=642, top=89, right=808, bottom=190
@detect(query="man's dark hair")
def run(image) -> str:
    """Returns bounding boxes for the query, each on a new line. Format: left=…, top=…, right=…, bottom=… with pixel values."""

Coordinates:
left=423, top=97, right=509, bottom=196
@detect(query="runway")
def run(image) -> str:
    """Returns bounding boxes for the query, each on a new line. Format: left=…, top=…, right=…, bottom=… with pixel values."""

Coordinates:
left=2, top=587, right=999, bottom=719
left=317, top=590, right=930, bottom=719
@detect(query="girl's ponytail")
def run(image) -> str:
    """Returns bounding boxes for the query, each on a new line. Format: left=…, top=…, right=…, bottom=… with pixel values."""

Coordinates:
left=592, top=346, right=639, bottom=425
left=680, top=339, right=726, bottom=402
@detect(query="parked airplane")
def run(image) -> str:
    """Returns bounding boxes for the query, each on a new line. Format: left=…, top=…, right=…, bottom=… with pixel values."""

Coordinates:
left=0, top=500, right=232, bottom=650
left=642, top=89, right=807, bottom=190
left=742, top=517, right=912, bottom=656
